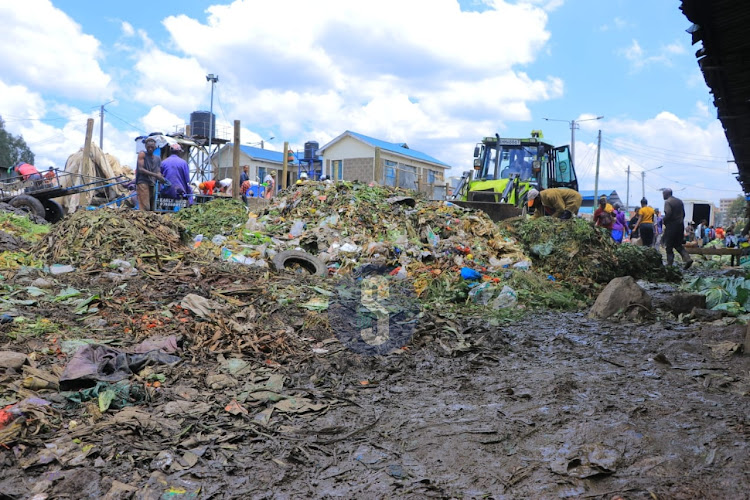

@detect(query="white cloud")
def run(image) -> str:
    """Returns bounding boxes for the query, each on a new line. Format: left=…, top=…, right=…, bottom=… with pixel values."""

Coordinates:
left=121, top=21, right=135, bottom=37
left=0, top=0, right=111, bottom=99
left=620, top=38, right=689, bottom=72
left=139, top=0, right=558, bottom=170
left=141, top=106, right=185, bottom=135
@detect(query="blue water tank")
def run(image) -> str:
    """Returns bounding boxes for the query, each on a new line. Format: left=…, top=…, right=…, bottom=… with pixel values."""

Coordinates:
left=190, top=111, right=216, bottom=138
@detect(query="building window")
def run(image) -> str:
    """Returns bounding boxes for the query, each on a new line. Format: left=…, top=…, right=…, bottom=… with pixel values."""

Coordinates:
left=398, top=164, right=417, bottom=189
left=385, top=167, right=396, bottom=186
left=427, top=170, right=436, bottom=185
left=332, top=160, right=343, bottom=180
left=385, top=160, right=396, bottom=167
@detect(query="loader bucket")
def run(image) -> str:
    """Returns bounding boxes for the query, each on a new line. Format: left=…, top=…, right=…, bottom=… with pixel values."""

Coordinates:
left=451, top=201, right=522, bottom=222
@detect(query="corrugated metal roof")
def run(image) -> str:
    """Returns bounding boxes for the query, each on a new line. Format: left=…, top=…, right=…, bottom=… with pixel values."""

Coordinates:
left=229, top=144, right=294, bottom=163
left=681, top=0, right=750, bottom=194
left=578, top=189, right=618, bottom=199
left=321, top=130, right=451, bottom=168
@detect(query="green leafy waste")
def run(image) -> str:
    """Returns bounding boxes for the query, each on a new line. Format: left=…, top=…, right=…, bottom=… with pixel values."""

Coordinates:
left=683, top=274, right=750, bottom=314
left=170, top=198, right=248, bottom=239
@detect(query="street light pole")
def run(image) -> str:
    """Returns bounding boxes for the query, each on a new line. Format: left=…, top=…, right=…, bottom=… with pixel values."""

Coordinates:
left=206, top=74, right=219, bottom=168
left=640, top=165, right=663, bottom=201
left=543, top=115, right=604, bottom=166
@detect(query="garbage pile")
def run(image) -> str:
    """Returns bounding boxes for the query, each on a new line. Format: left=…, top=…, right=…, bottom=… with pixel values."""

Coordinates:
left=207, top=181, right=577, bottom=311
left=33, top=209, right=187, bottom=269
left=171, top=197, right=248, bottom=240
left=225, top=182, right=525, bottom=270
left=501, top=216, right=680, bottom=292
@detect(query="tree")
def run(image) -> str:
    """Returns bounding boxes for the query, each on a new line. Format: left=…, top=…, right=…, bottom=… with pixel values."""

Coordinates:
left=0, top=116, right=34, bottom=170
left=727, top=195, right=745, bottom=221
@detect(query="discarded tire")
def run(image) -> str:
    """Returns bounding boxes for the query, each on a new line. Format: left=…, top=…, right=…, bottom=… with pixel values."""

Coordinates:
left=42, top=199, right=65, bottom=223
left=272, top=250, right=326, bottom=276
left=9, top=195, right=46, bottom=219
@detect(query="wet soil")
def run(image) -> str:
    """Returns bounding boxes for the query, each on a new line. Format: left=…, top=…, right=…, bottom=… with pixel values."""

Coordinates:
left=0, top=268, right=748, bottom=499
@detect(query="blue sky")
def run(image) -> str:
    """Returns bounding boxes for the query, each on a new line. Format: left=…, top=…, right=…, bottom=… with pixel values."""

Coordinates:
left=0, top=0, right=739, bottom=207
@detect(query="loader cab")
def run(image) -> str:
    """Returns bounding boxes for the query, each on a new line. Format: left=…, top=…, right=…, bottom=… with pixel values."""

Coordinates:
left=473, top=139, right=541, bottom=184
left=541, top=145, right=577, bottom=191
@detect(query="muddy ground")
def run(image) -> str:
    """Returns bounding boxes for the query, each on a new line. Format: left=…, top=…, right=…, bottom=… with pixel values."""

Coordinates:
left=0, top=264, right=749, bottom=500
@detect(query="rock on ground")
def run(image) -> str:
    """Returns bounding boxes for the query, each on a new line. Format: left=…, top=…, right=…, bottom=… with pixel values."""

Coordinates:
left=589, top=276, right=652, bottom=319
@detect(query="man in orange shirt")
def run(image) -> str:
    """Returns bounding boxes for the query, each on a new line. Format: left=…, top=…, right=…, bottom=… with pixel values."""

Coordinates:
left=198, top=179, right=217, bottom=195
left=14, top=162, right=42, bottom=181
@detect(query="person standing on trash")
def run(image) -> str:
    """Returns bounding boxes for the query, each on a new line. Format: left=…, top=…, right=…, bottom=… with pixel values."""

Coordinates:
left=632, top=198, right=656, bottom=247
left=136, top=137, right=168, bottom=211
left=611, top=203, right=629, bottom=244
left=240, top=165, right=251, bottom=204
left=662, top=188, right=693, bottom=269
left=527, top=188, right=582, bottom=219
left=264, top=170, right=276, bottom=199
left=159, top=143, right=191, bottom=203
left=593, top=195, right=614, bottom=230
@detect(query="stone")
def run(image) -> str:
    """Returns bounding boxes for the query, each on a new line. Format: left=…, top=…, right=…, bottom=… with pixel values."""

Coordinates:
left=589, top=276, right=652, bottom=319
left=691, top=307, right=726, bottom=322
left=0, top=350, right=28, bottom=370
left=653, top=293, right=707, bottom=315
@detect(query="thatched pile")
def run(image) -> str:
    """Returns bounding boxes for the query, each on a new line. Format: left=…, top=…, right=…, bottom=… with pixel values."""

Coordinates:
left=59, top=144, right=134, bottom=213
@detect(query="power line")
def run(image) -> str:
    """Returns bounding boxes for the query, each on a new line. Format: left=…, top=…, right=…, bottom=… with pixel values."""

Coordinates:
left=106, top=111, right=146, bottom=134
left=600, top=137, right=732, bottom=170
left=599, top=134, right=731, bottom=162
left=648, top=170, right=741, bottom=193
left=214, top=86, right=230, bottom=128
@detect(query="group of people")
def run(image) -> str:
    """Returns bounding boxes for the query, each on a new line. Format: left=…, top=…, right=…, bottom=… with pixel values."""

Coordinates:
left=136, top=138, right=281, bottom=211
left=593, top=196, right=630, bottom=244
left=135, top=138, right=191, bottom=211
left=686, top=220, right=740, bottom=248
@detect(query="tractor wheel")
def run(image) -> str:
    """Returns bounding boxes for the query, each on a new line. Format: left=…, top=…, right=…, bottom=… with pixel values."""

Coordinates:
left=42, top=199, right=65, bottom=223
left=272, top=250, right=327, bottom=276
left=9, top=195, right=46, bottom=219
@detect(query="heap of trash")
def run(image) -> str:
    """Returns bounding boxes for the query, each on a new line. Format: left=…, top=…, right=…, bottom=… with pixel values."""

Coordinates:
left=501, top=216, right=680, bottom=292
left=218, top=181, right=524, bottom=270
left=33, top=209, right=187, bottom=269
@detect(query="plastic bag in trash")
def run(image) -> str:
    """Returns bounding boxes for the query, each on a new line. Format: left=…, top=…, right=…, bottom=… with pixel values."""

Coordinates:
left=290, top=220, right=306, bottom=237
left=468, top=282, right=494, bottom=305
left=492, top=285, right=518, bottom=309
left=460, top=267, right=482, bottom=280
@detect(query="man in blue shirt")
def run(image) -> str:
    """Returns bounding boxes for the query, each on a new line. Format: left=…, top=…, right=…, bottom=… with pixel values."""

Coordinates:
left=159, top=143, right=192, bottom=204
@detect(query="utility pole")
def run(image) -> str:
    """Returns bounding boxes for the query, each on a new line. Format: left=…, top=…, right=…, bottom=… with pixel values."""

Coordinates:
left=626, top=165, right=631, bottom=213
left=98, top=100, right=114, bottom=150
left=593, top=130, right=602, bottom=203
left=232, top=120, right=240, bottom=200
left=543, top=115, right=603, bottom=166
left=83, top=118, right=94, bottom=176
left=641, top=171, right=646, bottom=201
left=206, top=74, right=219, bottom=175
